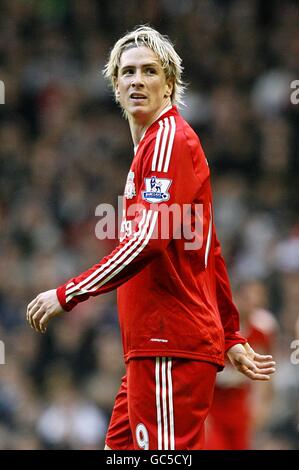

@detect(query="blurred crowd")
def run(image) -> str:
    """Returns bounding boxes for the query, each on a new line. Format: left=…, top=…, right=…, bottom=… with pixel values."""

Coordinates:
left=0, top=0, right=298, bottom=449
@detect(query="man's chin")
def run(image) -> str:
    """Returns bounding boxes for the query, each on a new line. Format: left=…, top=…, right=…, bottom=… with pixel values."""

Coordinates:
left=129, top=106, right=150, bottom=120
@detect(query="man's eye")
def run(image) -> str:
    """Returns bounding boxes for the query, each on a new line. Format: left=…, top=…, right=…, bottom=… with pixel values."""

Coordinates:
left=146, top=68, right=156, bottom=74
left=123, top=69, right=133, bottom=75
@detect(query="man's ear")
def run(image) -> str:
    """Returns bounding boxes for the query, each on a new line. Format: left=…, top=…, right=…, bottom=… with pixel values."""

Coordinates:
left=115, top=81, right=120, bottom=101
left=164, top=80, right=174, bottom=99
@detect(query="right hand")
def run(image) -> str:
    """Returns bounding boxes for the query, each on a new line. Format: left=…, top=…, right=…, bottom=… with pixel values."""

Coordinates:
left=26, top=289, right=64, bottom=333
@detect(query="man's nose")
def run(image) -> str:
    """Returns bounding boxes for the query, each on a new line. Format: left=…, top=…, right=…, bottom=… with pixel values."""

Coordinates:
left=131, top=70, right=144, bottom=87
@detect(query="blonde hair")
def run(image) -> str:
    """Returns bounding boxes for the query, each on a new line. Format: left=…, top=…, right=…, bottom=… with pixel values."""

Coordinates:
left=103, top=25, right=185, bottom=107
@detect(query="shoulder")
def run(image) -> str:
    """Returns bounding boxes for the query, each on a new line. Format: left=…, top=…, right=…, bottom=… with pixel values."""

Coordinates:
left=151, top=111, right=199, bottom=150
left=173, top=112, right=210, bottom=181
left=138, top=114, right=178, bottom=174
left=141, top=111, right=207, bottom=174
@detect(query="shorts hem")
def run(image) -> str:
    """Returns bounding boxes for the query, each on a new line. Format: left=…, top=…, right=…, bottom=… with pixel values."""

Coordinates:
left=105, top=440, right=133, bottom=451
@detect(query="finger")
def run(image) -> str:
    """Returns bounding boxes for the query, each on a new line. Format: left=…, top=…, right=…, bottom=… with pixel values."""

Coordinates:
left=254, top=367, right=276, bottom=375
left=238, top=357, right=259, bottom=373
left=238, top=364, right=271, bottom=380
left=244, top=369, right=271, bottom=381
left=255, top=360, right=276, bottom=369
left=27, top=302, right=41, bottom=329
left=32, top=307, right=45, bottom=333
left=253, top=353, right=274, bottom=362
left=39, top=313, right=50, bottom=333
left=240, top=356, right=276, bottom=373
left=27, top=297, right=39, bottom=314
left=26, top=298, right=37, bottom=322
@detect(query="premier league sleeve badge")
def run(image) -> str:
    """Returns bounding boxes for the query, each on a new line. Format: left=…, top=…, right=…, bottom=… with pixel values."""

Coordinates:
left=142, top=176, right=172, bottom=203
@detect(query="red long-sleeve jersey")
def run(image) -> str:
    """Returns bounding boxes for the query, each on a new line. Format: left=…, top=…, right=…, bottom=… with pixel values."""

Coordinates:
left=57, top=106, right=246, bottom=367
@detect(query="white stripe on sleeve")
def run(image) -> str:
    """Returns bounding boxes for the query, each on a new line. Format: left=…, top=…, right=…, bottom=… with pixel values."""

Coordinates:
left=156, top=358, right=162, bottom=450
left=65, top=210, right=147, bottom=296
left=65, top=210, right=158, bottom=303
left=157, top=118, right=170, bottom=172
left=163, top=116, right=176, bottom=173
left=151, top=121, right=164, bottom=171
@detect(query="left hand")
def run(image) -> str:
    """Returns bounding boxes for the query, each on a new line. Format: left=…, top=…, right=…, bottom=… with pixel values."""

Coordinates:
left=26, top=289, right=64, bottom=333
left=227, top=342, right=276, bottom=381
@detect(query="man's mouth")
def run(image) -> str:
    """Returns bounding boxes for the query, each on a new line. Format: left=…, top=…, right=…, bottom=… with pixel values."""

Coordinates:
left=130, top=93, right=147, bottom=100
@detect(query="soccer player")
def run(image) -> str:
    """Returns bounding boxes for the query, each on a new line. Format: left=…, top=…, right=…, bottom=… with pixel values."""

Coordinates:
left=26, top=26, right=275, bottom=450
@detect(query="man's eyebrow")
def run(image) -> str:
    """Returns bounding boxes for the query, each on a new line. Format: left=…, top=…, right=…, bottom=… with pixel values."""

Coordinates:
left=120, top=62, right=160, bottom=70
left=142, top=62, right=159, bottom=67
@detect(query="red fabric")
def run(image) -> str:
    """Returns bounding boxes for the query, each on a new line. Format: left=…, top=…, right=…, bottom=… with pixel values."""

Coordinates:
left=106, top=358, right=217, bottom=450
left=205, top=387, right=251, bottom=450
left=205, top=310, right=277, bottom=450
left=56, top=106, right=246, bottom=366
left=105, top=375, right=134, bottom=450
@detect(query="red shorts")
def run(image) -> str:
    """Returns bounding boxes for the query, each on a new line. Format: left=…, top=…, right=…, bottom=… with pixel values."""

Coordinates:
left=105, top=357, right=217, bottom=450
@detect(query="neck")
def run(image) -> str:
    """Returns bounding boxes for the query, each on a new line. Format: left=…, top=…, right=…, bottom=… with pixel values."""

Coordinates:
left=129, top=121, right=148, bottom=148
left=129, top=101, right=172, bottom=147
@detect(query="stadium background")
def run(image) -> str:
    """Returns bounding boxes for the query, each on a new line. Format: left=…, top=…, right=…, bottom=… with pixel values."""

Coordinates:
left=0, top=0, right=298, bottom=449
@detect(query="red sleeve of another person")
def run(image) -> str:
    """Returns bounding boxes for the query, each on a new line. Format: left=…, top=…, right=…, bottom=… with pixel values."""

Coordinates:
left=213, top=230, right=247, bottom=351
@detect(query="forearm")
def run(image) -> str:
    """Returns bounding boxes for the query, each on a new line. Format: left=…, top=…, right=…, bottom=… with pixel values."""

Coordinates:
left=56, top=209, right=166, bottom=311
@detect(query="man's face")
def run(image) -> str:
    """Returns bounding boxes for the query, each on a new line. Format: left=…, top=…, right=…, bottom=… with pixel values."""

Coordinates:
left=115, top=46, right=173, bottom=124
